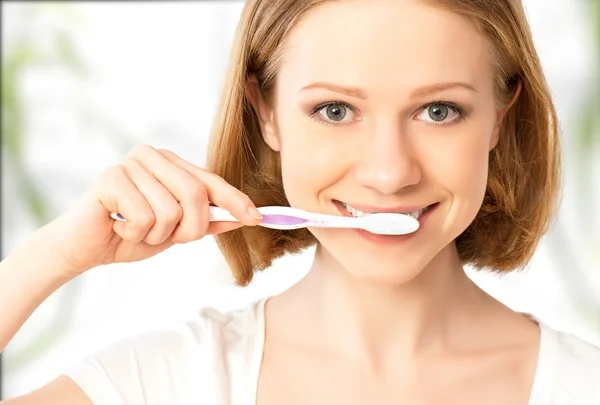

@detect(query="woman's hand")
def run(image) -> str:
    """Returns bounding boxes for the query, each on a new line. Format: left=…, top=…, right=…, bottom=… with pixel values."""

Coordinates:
left=48, top=145, right=262, bottom=277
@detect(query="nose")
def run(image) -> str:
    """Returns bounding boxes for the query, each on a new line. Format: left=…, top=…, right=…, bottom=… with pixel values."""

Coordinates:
left=354, top=124, right=422, bottom=194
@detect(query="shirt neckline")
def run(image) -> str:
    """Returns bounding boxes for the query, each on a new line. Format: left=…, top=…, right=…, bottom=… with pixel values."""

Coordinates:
left=247, top=297, right=268, bottom=405
left=527, top=318, right=557, bottom=405
left=247, top=299, right=554, bottom=405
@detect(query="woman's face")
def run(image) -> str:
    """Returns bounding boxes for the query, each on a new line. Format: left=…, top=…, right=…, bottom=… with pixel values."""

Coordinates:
left=259, top=0, right=501, bottom=284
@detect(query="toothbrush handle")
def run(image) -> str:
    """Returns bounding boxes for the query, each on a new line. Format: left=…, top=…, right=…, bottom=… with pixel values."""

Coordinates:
left=110, top=207, right=359, bottom=230
left=306, top=213, right=360, bottom=229
left=208, top=206, right=240, bottom=222
left=207, top=207, right=355, bottom=229
left=109, top=207, right=241, bottom=223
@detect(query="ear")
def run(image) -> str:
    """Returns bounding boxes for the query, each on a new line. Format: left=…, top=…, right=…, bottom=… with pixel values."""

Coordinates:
left=490, top=79, right=522, bottom=150
left=246, top=74, right=280, bottom=151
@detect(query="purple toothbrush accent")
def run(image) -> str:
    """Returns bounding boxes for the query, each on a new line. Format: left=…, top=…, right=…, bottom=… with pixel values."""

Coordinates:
left=261, top=214, right=309, bottom=225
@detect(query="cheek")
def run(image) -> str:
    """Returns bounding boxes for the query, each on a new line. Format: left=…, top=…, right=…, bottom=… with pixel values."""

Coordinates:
left=424, top=126, right=492, bottom=200
left=274, top=114, right=348, bottom=208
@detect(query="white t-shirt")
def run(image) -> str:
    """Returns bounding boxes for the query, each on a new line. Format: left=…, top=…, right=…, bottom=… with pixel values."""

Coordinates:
left=63, top=298, right=600, bottom=405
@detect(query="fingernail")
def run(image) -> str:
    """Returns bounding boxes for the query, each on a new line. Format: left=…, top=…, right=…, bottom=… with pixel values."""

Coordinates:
left=248, top=206, right=262, bottom=220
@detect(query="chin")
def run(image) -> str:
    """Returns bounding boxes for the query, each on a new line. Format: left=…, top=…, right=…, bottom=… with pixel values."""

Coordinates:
left=314, top=234, right=439, bottom=286
left=343, top=261, right=428, bottom=286
left=304, top=198, right=474, bottom=284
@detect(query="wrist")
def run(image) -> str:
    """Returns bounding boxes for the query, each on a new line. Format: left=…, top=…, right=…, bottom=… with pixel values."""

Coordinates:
left=1, top=223, right=79, bottom=287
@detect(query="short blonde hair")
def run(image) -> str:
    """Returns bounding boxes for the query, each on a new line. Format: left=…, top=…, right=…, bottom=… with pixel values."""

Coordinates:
left=206, top=0, right=561, bottom=286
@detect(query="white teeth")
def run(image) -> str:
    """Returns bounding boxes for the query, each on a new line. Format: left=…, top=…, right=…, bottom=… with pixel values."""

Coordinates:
left=342, top=202, right=427, bottom=219
left=342, top=203, right=369, bottom=218
left=408, top=209, right=424, bottom=219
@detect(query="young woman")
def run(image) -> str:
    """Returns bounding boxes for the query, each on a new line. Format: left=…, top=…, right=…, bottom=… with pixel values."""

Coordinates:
left=1, top=0, right=599, bottom=404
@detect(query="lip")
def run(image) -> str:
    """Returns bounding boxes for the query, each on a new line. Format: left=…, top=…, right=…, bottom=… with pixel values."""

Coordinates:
left=332, top=200, right=439, bottom=245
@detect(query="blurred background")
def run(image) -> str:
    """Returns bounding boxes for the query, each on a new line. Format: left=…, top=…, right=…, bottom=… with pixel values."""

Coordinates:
left=1, top=0, right=599, bottom=399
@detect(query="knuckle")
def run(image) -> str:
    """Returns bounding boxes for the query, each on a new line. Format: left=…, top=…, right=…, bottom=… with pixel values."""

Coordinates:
left=136, top=212, right=156, bottom=229
left=156, top=148, right=175, bottom=157
left=173, top=206, right=209, bottom=244
left=206, top=171, right=224, bottom=183
left=232, top=194, right=253, bottom=213
left=166, top=205, right=183, bottom=223
left=155, top=201, right=182, bottom=223
left=97, top=165, right=127, bottom=193
left=120, top=158, right=142, bottom=176
left=127, top=144, right=154, bottom=159
left=201, top=171, right=225, bottom=187
left=241, top=194, right=255, bottom=207
left=102, top=165, right=126, bottom=183
left=187, top=181, right=207, bottom=202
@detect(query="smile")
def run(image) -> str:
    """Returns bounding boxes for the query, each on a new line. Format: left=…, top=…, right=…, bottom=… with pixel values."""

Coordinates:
left=335, top=200, right=432, bottom=220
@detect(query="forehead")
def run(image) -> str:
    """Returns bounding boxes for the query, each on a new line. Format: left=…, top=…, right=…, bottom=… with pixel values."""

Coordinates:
left=278, top=0, right=493, bottom=96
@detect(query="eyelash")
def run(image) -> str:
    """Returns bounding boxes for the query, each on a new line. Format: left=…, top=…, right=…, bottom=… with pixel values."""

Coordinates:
left=309, top=101, right=356, bottom=127
left=309, top=101, right=467, bottom=127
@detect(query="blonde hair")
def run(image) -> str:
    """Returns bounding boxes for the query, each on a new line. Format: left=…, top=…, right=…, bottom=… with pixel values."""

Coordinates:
left=206, top=0, right=561, bottom=286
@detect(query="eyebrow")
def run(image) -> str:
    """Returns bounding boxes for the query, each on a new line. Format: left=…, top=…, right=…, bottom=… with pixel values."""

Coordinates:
left=300, top=82, right=368, bottom=99
left=410, top=82, right=477, bottom=99
left=299, top=81, right=477, bottom=100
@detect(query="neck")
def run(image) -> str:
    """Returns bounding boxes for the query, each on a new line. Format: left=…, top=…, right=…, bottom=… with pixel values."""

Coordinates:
left=289, top=242, right=487, bottom=367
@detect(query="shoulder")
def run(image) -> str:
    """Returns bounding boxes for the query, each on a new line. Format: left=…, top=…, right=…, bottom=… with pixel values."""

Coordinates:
left=553, top=327, right=600, bottom=366
left=534, top=323, right=600, bottom=404
left=62, top=298, right=267, bottom=405
left=552, top=327, right=600, bottom=379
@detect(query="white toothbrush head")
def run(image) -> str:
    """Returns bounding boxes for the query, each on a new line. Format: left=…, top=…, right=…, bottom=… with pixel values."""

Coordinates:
left=354, top=213, right=420, bottom=235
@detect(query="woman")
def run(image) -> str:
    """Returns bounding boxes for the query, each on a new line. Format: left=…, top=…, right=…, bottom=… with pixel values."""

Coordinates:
left=1, top=0, right=599, bottom=403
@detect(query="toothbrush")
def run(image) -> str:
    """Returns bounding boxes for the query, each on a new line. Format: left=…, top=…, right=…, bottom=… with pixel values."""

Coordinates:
left=109, top=206, right=419, bottom=235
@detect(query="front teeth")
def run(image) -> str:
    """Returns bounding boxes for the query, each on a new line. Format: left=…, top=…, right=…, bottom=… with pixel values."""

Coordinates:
left=342, top=202, right=426, bottom=219
left=407, top=208, right=425, bottom=219
left=342, top=203, right=369, bottom=218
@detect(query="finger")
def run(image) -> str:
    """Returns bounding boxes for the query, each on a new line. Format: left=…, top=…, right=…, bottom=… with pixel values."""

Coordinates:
left=127, top=145, right=212, bottom=241
left=122, top=158, right=182, bottom=246
left=97, top=165, right=155, bottom=243
left=157, top=149, right=262, bottom=226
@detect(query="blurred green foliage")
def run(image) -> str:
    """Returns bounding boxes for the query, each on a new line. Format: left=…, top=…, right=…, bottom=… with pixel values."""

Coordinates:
left=2, top=4, right=88, bottom=226
left=2, top=3, right=88, bottom=371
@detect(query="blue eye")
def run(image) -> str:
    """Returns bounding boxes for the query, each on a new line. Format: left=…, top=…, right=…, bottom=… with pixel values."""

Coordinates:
left=416, top=102, right=465, bottom=126
left=309, top=101, right=465, bottom=127
left=322, top=103, right=350, bottom=121
left=310, top=102, right=357, bottom=126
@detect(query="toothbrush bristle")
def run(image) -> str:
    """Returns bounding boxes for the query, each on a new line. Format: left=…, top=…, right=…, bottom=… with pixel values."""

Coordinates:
left=362, top=212, right=420, bottom=235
